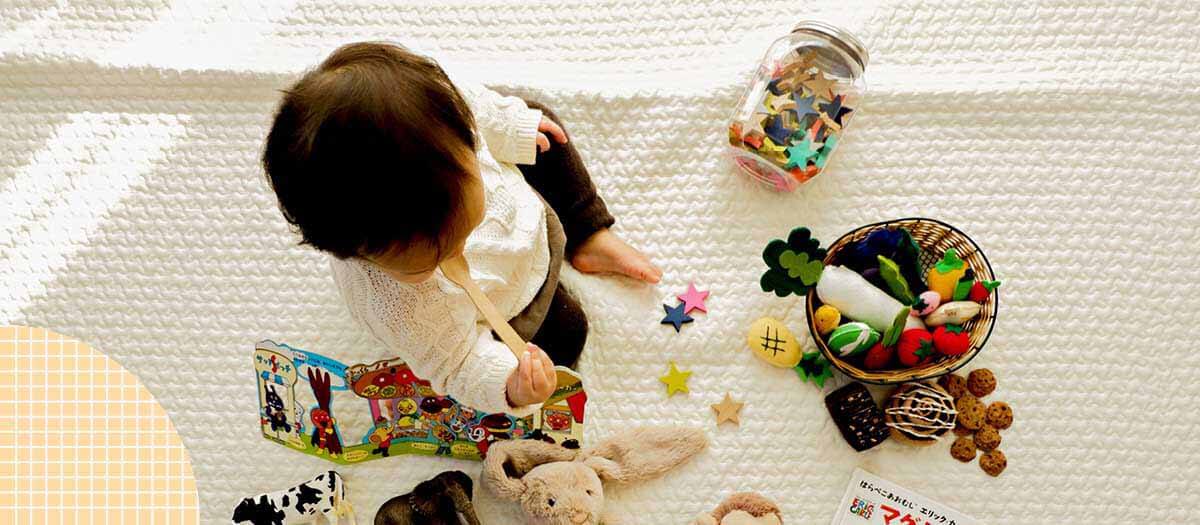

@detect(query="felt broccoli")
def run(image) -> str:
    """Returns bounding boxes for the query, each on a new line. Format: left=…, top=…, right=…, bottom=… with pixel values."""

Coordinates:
left=760, top=227, right=828, bottom=297
left=794, top=351, right=834, bottom=388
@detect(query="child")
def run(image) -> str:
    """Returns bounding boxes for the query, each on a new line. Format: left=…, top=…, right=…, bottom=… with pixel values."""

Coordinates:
left=262, top=42, right=661, bottom=415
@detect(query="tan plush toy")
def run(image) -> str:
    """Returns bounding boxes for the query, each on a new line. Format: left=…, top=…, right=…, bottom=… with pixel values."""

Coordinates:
left=691, top=492, right=784, bottom=525
left=482, top=426, right=707, bottom=525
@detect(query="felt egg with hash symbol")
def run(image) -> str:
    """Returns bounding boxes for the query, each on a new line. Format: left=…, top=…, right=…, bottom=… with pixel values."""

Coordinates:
left=747, top=317, right=803, bottom=368
left=813, top=305, right=841, bottom=336
left=827, top=322, right=880, bottom=357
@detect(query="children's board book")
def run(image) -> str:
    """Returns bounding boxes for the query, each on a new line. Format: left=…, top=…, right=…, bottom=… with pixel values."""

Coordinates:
left=832, top=468, right=975, bottom=525
left=253, top=340, right=587, bottom=464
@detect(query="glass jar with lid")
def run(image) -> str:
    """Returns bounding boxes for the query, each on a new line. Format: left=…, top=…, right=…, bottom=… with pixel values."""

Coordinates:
left=727, top=21, right=868, bottom=191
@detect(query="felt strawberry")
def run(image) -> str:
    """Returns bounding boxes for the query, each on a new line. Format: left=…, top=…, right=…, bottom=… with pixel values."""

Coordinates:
left=968, top=280, right=1002, bottom=303
left=897, top=328, right=935, bottom=367
left=862, top=342, right=895, bottom=370
left=932, top=324, right=971, bottom=356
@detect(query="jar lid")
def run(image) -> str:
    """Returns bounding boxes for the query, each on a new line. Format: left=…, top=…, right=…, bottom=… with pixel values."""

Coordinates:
left=792, top=21, right=869, bottom=71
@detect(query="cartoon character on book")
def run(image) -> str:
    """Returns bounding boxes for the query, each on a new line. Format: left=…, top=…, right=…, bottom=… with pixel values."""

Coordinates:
left=307, top=368, right=343, bottom=458
left=433, top=424, right=455, bottom=456
left=264, top=385, right=291, bottom=433
left=369, top=417, right=396, bottom=457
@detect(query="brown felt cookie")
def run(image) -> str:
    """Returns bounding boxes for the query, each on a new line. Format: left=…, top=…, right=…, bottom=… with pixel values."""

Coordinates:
left=979, top=449, right=1007, bottom=476
left=953, top=423, right=974, bottom=437
left=967, top=368, right=996, bottom=397
left=986, top=401, right=1013, bottom=429
left=950, top=436, right=977, bottom=462
left=975, top=424, right=1001, bottom=451
left=955, top=394, right=985, bottom=430
left=938, top=373, right=969, bottom=399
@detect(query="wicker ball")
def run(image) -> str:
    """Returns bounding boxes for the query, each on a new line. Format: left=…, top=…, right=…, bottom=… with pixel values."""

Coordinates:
left=806, top=218, right=998, bottom=385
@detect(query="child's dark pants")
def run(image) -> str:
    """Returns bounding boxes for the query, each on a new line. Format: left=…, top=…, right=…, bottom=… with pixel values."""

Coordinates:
left=507, top=100, right=614, bottom=368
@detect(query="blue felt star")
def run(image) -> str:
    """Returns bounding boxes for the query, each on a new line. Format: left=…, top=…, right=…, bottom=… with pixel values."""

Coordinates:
left=819, top=95, right=853, bottom=126
left=763, top=115, right=795, bottom=145
left=792, top=92, right=819, bottom=120
left=661, top=303, right=694, bottom=332
left=784, top=138, right=821, bottom=169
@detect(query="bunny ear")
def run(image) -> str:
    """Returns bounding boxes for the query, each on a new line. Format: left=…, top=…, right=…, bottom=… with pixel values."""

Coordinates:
left=580, top=427, right=707, bottom=484
left=482, top=439, right=578, bottom=501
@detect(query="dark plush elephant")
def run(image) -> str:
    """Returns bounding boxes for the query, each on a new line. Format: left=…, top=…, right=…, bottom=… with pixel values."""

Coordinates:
left=374, top=470, right=479, bottom=525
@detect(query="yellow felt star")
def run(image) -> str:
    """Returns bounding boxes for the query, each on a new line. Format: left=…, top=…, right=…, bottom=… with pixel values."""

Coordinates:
left=659, top=361, right=691, bottom=397
left=803, top=71, right=838, bottom=100
left=759, top=137, right=787, bottom=155
left=711, top=392, right=744, bottom=426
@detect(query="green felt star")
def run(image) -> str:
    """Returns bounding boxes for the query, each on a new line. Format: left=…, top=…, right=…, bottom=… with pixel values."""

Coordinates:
left=814, top=133, right=838, bottom=168
left=784, top=138, right=822, bottom=169
left=795, top=351, right=834, bottom=388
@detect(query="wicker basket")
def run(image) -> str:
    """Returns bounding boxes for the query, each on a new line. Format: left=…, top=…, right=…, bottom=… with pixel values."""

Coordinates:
left=806, top=218, right=998, bottom=384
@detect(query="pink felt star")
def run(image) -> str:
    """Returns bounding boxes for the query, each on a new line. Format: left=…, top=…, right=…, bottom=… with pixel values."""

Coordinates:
left=677, top=283, right=710, bottom=314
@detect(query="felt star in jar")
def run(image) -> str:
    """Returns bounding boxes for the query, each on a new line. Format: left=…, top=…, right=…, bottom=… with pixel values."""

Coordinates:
left=792, top=92, right=820, bottom=120
left=762, top=115, right=796, bottom=145
left=803, top=71, right=838, bottom=100
left=819, top=95, right=853, bottom=126
left=743, top=112, right=768, bottom=137
left=814, top=134, right=839, bottom=168
left=758, top=137, right=788, bottom=156
left=784, top=137, right=822, bottom=169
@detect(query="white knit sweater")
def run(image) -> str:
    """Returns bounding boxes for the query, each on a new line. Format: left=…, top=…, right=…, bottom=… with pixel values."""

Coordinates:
left=330, top=82, right=548, bottom=416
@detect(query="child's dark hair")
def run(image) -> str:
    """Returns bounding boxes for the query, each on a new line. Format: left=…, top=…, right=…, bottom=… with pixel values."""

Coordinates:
left=262, top=42, right=477, bottom=260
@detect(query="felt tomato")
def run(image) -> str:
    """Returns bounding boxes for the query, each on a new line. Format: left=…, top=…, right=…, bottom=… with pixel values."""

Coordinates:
left=897, top=328, right=935, bottom=367
left=862, top=342, right=894, bottom=370
left=932, top=324, right=971, bottom=356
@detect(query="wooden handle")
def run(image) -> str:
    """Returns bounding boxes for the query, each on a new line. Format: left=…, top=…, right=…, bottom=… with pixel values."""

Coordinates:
left=440, top=255, right=527, bottom=359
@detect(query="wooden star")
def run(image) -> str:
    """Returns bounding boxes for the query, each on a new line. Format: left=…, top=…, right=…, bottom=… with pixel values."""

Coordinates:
left=803, top=71, right=838, bottom=100
left=711, top=393, right=744, bottom=426
left=659, top=361, right=691, bottom=397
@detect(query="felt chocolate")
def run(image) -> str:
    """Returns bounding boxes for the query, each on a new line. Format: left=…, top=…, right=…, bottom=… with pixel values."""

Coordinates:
left=825, top=382, right=890, bottom=452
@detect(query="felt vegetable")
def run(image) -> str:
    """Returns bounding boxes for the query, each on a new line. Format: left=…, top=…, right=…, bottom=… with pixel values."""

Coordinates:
left=968, top=280, right=1002, bottom=303
left=816, top=265, right=925, bottom=334
left=827, top=322, right=880, bottom=357
left=760, top=227, right=827, bottom=297
left=795, top=351, right=834, bottom=387
left=926, top=301, right=982, bottom=326
left=813, top=305, right=841, bottom=336
left=877, top=255, right=915, bottom=304
left=932, top=324, right=971, bottom=355
left=897, top=328, right=936, bottom=367
left=746, top=317, right=803, bottom=368
left=911, top=290, right=941, bottom=317
left=895, top=228, right=927, bottom=294
left=845, top=227, right=925, bottom=295
left=951, top=269, right=976, bottom=301
left=927, top=249, right=968, bottom=301
left=862, top=342, right=894, bottom=370
left=882, top=307, right=911, bottom=347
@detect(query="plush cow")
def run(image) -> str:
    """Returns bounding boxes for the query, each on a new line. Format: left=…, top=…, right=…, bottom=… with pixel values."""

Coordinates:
left=232, top=470, right=355, bottom=524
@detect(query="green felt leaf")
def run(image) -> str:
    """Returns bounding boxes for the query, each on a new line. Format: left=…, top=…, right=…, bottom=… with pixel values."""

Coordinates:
left=935, top=248, right=965, bottom=274
left=914, top=341, right=935, bottom=358
left=795, top=352, right=834, bottom=388
left=780, top=250, right=824, bottom=285
left=760, top=269, right=795, bottom=297
left=762, top=239, right=789, bottom=270
left=945, top=324, right=966, bottom=334
left=877, top=255, right=915, bottom=304
left=882, top=307, right=910, bottom=347
left=982, top=280, right=1002, bottom=292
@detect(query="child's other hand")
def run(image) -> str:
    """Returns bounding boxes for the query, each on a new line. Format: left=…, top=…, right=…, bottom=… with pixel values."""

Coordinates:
left=505, top=343, right=558, bottom=407
left=536, top=116, right=568, bottom=153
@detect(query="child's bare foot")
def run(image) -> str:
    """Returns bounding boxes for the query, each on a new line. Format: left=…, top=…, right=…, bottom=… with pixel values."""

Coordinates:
left=571, top=229, right=663, bottom=284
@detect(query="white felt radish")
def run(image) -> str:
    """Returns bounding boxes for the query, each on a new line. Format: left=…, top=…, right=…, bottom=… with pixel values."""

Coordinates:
left=817, top=265, right=925, bottom=333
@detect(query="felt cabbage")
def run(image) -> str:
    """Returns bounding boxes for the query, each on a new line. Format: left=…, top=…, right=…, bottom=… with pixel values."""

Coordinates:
left=760, top=227, right=827, bottom=297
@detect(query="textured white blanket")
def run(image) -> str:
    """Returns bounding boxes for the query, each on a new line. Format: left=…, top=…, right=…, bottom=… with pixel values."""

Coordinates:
left=3, top=1, right=1199, bottom=523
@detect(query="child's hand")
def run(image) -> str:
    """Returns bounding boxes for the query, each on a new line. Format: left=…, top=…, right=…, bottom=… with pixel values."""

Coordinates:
left=536, top=116, right=568, bottom=153
left=505, top=343, right=558, bottom=407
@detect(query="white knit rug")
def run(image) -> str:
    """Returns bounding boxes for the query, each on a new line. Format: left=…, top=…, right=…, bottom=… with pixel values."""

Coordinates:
left=3, top=1, right=1199, bottom=523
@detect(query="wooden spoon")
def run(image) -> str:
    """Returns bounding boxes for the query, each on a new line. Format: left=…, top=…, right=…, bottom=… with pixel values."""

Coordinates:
left=440, top=254, right=526, bottom=359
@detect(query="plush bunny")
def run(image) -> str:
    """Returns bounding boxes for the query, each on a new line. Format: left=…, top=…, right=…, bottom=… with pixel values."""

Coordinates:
left=482, top=426, right=707, bottom=525
left=691, top=492, right=783, bottom=525
left=374, top=470, right=478, bottom=525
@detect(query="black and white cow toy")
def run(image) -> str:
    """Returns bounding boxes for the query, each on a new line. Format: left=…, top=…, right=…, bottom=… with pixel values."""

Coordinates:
left=232, top=470, right=355, bottom=524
